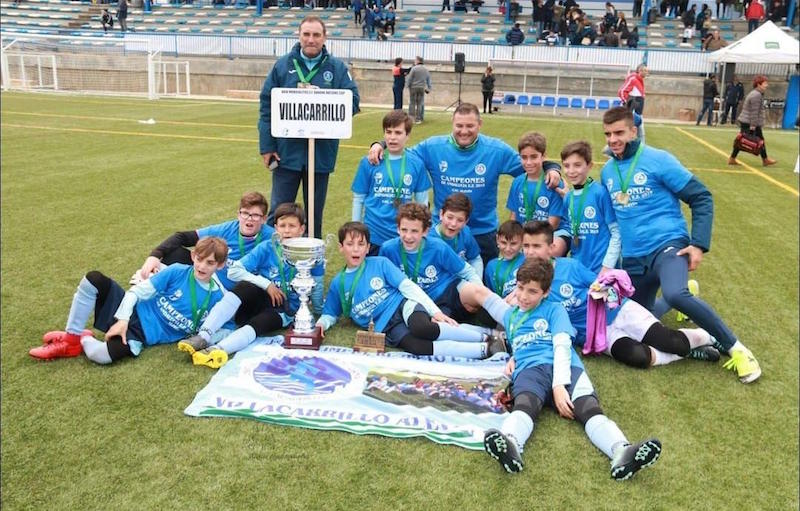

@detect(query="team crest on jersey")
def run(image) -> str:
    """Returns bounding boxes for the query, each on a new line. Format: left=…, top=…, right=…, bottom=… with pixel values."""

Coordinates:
left=370, top=277, right=384, bottom=290
left=633, top=172, right=647, bottom=185
left=169, top=289, right=183, bottom=301
left=374, top=172, right=384, bottom=184
left=537, top=196, right=549, bottom=208
left=323, top=70, right=334, bottom=83
left=584, top=206, right=596, bottom=219
left=559, top=283, right=574, bottom=297
left=439, top=160, right=448, bottom=172
left=533, top=318, right=549, bottom=335
left=424, top=265, right=437, bottom=278
left=403, top=174, right=413, bottom=186
left=474, top=163, right=486, bottom=175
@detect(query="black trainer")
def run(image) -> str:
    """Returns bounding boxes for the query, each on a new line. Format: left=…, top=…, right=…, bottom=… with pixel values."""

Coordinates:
left=610, top=438, right=662, bottom=481
left=177, top=334, right=209, bottom=355
left=688, top=345, right=721, bottom=362
left=484, top=429, right=524, bottom=473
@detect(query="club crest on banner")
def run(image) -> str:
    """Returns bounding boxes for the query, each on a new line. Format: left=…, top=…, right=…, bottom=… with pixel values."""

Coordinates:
left=247, top=354, right=364, bottom=401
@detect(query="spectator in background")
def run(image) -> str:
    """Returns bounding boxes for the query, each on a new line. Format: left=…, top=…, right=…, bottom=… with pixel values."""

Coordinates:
left=627, top=25, right=640, bottom=46
left=599, top=27, right=619, bottom=45
left=407, top=56, right=432, bottom=124
left=696, top=75, right=719, bottom=126
left=696, top=4, right=711, bottom=40
left=117, top=0, right=128, bottom=32
left=614, top=11, right=629, bottom=38
left=633, top=0, right=643, bottom=16
left=702, top=29, right=728, bottom=50
left=392, top=57, right=409, bottom=110
left=603, top=2, right=618, bottom=32
left=729, top=75, right=777, bottom=166
left=746, top=0, right=765, bottom=32
left=533, top=0, right=544, bottom=35
left=720, top=76, right=744, bottom=124
left=383, top=5, right=396, bottom=34
left=682, top=4, right=696, bottom=27
left=542, top=0, right=555, bottom=31
left=618, top=64, right=647, bottom=115
left=480, top=65, right=495, bottom=114
left=101, top=8, right=114, bottom=32
left=506, top=22, right=526, bottom=44
left=768, top=0, right=785, bottom=22
left=353, top=0, right=363, bottom=25
left=442, top=0, right=451, bottom=11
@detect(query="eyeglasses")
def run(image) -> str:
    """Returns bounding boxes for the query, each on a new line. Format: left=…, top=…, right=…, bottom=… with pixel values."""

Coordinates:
left=238, top=210, right=265, bottom=221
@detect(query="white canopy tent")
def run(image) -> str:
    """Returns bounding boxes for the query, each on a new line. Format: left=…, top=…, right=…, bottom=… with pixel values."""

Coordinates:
left=707, top=21, right=800, bottom=64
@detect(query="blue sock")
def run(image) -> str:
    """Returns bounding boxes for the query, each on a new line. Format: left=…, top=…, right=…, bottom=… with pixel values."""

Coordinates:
left=432, top=340, right=486, bottom=359
left=66, top=277, right=98, bottom=335
left=216, top=325, right=257, bottom=355
left=198, top=293, right=241, bottom=341
left=584, top=414, right=627, bottom=459
left=436, top=323, right=484, bottom=342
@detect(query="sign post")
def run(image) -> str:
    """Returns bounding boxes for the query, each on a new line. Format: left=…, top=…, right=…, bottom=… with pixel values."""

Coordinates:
left=271, top=87, right=353, bottom=238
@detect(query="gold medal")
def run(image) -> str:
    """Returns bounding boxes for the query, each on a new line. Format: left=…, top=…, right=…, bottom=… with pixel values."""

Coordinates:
left=297, top=82, right=312, bottom=89
left=617, top=191, right=630, bottom=205
left=573, top=236, right=580, bottom=247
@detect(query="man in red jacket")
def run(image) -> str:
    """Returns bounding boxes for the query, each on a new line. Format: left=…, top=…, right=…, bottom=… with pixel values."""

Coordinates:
left=618, top=64, right=647, bottom=115
left=745, top=0, right=765, bottom=32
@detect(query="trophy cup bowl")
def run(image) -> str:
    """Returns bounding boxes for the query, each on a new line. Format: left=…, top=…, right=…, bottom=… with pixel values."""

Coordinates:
left=279, top=235, right=332, bottom=350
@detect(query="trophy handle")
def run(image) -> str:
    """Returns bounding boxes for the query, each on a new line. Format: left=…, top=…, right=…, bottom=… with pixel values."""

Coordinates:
left=270, top=231, right=281, bottom=245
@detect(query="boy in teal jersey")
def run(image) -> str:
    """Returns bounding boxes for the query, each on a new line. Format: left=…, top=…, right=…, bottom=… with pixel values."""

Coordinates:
left=317, top=222, right=505, bottom=359
left=560, top=141, right=621, bottom=274
left=178, top=203, right=322, bottom=369
left=466, top=258, right=661, bottom=478
left=484, top=220, right=524, bottom=299
left=352, top=109, right=431, bottom=256
left=428, top=192, right=483, bottom=276
left=506, top=132, right=570, bottom=257
left=31, top=238, right=230, bottom=364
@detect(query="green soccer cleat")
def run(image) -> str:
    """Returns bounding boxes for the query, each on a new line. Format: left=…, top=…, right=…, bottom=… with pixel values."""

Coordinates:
left=722, top=350, right=761, bottom=384
left=192, top=346, right=229, bottom=369
left=178, top=335, right=209, bottom=356
left=687, top=345, right=720, bottom=362
left=676, top=279, right=699, bottom=322
left=611, top=439, right=662, bottom=481
left=484, top=429, right=523, bottom=473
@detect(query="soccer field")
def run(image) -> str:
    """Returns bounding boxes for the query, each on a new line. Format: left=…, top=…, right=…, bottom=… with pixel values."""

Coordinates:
left=1, top=91, right=798, bottom=510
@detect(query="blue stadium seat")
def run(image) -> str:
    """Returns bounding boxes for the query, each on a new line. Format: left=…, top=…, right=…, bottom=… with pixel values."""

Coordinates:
left=543, top=96, right=555, bottom=107
left=584, top=98, right=596, bottom=109
left=503, top=94, right=516, bottom=105
left=517, top=95, right=529, bottom=106
left=557, top=97, right=569, bottom=108
left=570, top=97, right=582, bottom=108
left=531, top=95, right=542, bottom=106
left=598, top=99, right=610, bottom=109
left=612, top=99, right=622, bottom=107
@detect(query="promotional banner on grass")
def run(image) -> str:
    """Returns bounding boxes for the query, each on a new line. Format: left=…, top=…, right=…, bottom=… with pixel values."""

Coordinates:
left=185, top=343, right=510, bottom=450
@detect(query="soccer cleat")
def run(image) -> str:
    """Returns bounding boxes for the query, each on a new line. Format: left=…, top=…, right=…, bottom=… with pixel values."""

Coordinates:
left=675, top=279, right=699, bottom=322
left=192, top=346, right=228, bottom=369
left=687, top=345, right=720, bottom=362
left=483, top=429, right=524, bottom=473
left=610, top=438, right=662, bottom=481
left=178, top=335, right=209, bottom=355
left=485, top=331, right=508, bottom=357
left=30, top=330, right=89, bottom=360
left=722, top=350, right=761, bottom=384
left=42, top=329, right=93, bottom=345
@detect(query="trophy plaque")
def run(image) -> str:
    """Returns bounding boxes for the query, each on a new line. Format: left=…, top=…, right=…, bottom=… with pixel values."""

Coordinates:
left=279, top=236, right=331, bottom=350
left=354, top=319, right=386, bottom=353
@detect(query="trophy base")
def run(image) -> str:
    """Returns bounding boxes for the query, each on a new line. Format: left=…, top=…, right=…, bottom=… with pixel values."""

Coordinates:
left=284, top=326, right=323, bottom=350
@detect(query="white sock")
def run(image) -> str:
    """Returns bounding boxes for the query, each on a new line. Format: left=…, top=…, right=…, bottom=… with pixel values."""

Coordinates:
left=652, top=348, right=683, bottom=366
left=432, top=340, right=486, bottom=359
left=80, top=336, right=112, bottom=365
left=584, top=414, right=628, bottom=459
left=216, top=325, right=257, bottom=355
left=66, top=277, right=98, bottom=334
left=436, top=323, right=484, bottom=342
left=729, top=340, right=751, bottom=355
left=502, top=410, right=534, bottom=452
left=198, top=293, right=241, bottom=341
left=680, top=328, right=712, bottom=349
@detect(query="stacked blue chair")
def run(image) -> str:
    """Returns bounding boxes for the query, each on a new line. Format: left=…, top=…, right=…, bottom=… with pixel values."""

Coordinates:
left=598, top=99, right=610, bottom=109
left=517, top=95, right=529, bottom=106
left=570, top=97, right=582, bottom=108
left=531, top=95, right=543, bottom=106
left=557, top=97, right=569, bottom=108
left=584, top=98, right=597, bottom=109
left=543, top=96, right=556, bottom=107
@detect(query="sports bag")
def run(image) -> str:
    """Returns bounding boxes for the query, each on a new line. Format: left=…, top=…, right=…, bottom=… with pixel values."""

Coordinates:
left=735, top=131, right=764, bottom=155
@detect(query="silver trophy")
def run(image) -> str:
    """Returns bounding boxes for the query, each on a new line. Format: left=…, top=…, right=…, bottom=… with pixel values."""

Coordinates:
left=278, top=235, right=333, bottom=349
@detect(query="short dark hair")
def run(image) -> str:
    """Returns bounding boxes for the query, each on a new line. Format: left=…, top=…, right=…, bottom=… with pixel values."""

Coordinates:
left=522, top=220, right=554, bottom=244
left=299, top=15, right=326, bottom=34
left=193, top=236, right=229, bottom=264
left=602, top=106, right=634, bottom=126
left=515, top=257, right=554, bottom=292
left=396, top=202, right=432, bottom=230
left=518, top=131, right=547, bottom=154
left=383, top=109, right=413, bottom=134
left=394, top=57, right=403, bottom=66
left=338, top=221, right=370, bottom=244
left=560, top=140, right=593, bottom=164
left=441, top=192, right=472, bottom=217
left=239, top=191, right=268, bottom=214
left=274, top=202, right=306, bottom=226
left=497, top=220, right=524, bottom=240
left=453, top=102, right=480, bottom=119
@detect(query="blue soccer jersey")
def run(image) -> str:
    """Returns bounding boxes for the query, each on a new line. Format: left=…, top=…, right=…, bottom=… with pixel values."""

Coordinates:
left=379, top=236, right=466, bottom=301
left=236, top=239, right=324, bottom=315
left=321, top=256, right=407, bottom=332
left=134, top=264, right=227, bottom=345
left=506, top=174, right=568, bottom=225
left=410, top=134, right=523, bottom=235
left=196, top=220, right=275, bottom=290
left=565, top=181, right=617, bottom=273
left=600, top=144, right=692, bottom=258
left=428, top=223, right=481, bottom=263
left=351, top=150, right=431, bottom=246
left=501, top=300, right=582, bottom=380
left=484, top=253, right=524, bottom=297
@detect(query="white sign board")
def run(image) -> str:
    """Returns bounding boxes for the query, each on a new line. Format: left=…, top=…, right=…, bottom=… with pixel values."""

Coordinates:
left=271, top=87, right=353, bottom=139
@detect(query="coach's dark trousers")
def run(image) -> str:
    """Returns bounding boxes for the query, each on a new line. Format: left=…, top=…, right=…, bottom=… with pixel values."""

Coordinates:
left=267, top=167, right=330, bottom=238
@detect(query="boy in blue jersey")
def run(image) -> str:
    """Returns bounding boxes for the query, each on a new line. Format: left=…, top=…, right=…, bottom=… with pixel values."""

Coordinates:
left=522, top=221, right=720, bottom=368
left=352, top=110, right=431, bottom=256
left=177, top=203, right=322, bottom=369
left=30, top=238, right=230, bottom=364
left=469, top=258, right=661, bottom=478
left=600, top=107, right=761, bottom=383
left=318, top=222, right=506, bottom=359
left=506, top=132, right=570, bottom=257
left=136, top=191, right=274, bottom=291
left=484, top=220, right=524, bottom=299
left=428, top=192, right=483, bottom=276
left=561, top=141, right=621, bottom=274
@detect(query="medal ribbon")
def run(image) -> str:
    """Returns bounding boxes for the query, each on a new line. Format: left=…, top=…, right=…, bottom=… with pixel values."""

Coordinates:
left=188, top=272, right=216, bottom=332
left=508, top=306, right=533, bottom=343
left=273, top=240, right=296, bottom=296
left=383, top=151, right=407, bottom=204
left=569, top=178, right=593, bottom=239
left=493, top=253, right=521, bottom=295
left=523, top=173, right=545, bottom=222
left=292, top=56, right=328, bottom=84
left=436, top=224, right=458, bottom=252
left=611, top=143, right=644, bottom=197
left=238, top=231, right=262, bottom=258
left=338, top=261, right=366, bottom=318
left=400, top=239, right=425, bottom=281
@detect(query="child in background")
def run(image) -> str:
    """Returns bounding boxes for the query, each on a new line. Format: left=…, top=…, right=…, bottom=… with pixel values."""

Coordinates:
left=484, top=220, right=524, bottom=299
left=428, top=192, right=483, bottom=276
left=352, top=110, right=430, bottom=256
left=31, top=238, right=229, bottom=364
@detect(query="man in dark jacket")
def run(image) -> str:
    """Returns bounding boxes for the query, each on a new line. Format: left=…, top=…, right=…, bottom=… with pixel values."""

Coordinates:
left=696, top=75, right=719, bottom=126
left=720, top=77, right=744, bottom=124
left=506, top=23, right=526, bottom=45
left=258, top=16, right=360, bottom=237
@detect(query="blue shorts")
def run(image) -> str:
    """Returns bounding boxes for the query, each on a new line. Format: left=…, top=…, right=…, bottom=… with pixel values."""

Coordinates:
left=512, top=364, right=597, bottom=406
left=434, top=280, right=469, bottom=322
left=94, top=278, right=147, bottom=344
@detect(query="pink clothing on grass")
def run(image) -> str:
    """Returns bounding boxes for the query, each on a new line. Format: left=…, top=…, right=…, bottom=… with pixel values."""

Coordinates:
left=584, top=270, right=635, bottom=355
